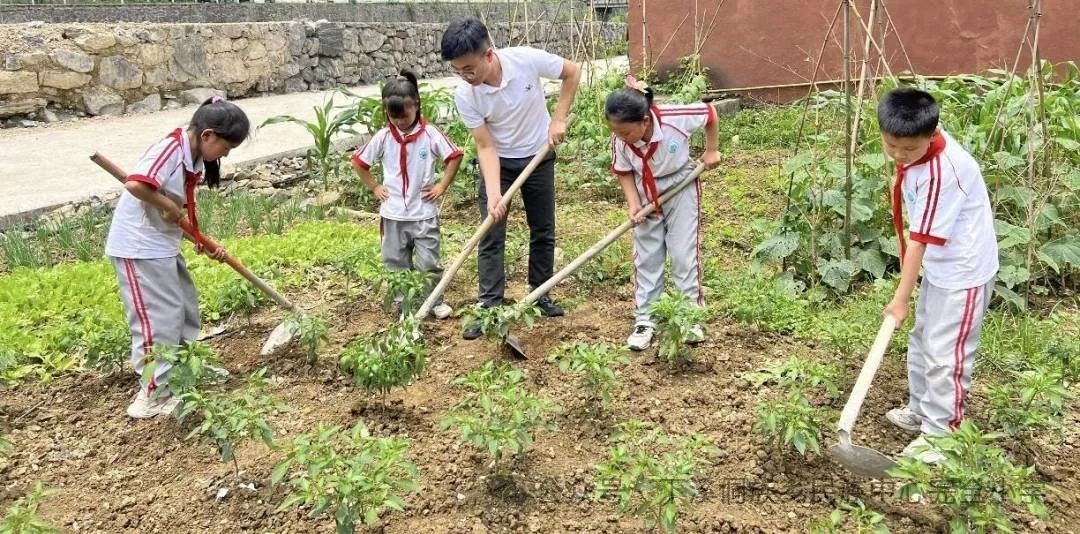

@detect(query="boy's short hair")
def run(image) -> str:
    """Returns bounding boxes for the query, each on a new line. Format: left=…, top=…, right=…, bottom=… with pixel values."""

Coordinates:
left=877, top=87, right=939, bottom=138
left=441, top=17, right=491, bottom=61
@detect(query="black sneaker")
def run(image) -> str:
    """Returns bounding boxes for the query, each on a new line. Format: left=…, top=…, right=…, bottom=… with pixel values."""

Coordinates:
left=536, top=295, right=564, bottom=317
left=462, top=321, right=483, bottom=340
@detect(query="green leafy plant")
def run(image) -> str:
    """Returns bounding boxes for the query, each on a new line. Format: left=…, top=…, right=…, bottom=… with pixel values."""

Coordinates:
left=440, top=361, right=559, bottom=473
left=0, top=482, right=56, bottom=534
left=988, top=365, right=1069, bottom=439
left=594, top=420, right=718, bottom=533
left=262, top=96, right=359, bottom=188
left=462, top=303, right=542, bottom=352
left=272, top=422, right=420, bottom=534
left=753, top=389, right=831, bottom=456
left=155, top=341, right=225, bottom=400
left=810, top=500, right=891, bottom=534
left=177, top=368, right=287, bottom=475
left=373, top=268, right=432, bottom=318
left=647, top=291, right=708, bottom=370
left=889, top=420, right=1051, bottom=534
left=745, top=356, right=842, bottom=400
left=549, top=341, right=630, bottom=409
left=559, top=68, right=625, bottom=196
left=339, top=317, right=427, bottom=401
left=285, top=312, right=330, bottom=363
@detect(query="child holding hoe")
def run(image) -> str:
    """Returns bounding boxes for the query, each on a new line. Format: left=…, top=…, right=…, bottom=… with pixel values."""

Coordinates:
left=105, top=97, right=250, bottom=419
left=352, top=70, right=464, bottom=319
left=878, top=87, right=998, bottom=462
left=605, top=77, right=721, bottom=351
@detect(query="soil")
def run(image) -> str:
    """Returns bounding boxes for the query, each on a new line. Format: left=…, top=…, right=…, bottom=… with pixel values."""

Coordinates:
left=2, top=161, right=1078, bottom=533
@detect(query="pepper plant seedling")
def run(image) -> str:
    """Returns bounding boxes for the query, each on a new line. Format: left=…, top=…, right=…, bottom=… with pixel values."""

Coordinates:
left=272, top=422, right=420, bottom=534
left=549, top=341, right=630, bottom=409
left=647, top=292, right=708, bottom=371
left=178, top=368, right=289, bottom=475
left=594, top=420, right=718, bottom=533
left=285, top=311, right=330, bottom=363
left=339, top=316, right=427, bottom=402
left=440, top=361, right=559, bottom=475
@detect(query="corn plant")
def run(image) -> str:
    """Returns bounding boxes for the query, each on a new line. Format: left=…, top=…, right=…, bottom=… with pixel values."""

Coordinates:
left=889, top=420, right=1051, bottom=534
left=647, top=292, right=708, bottom=371
left=744, top=356, right=842, bottom=400
left=0, top=482, right=55, bottom=533
left=440, top=361, right=559, bottom=473
left=549, top=341, right=630, bottom=409
left=810, top=500, right=891, bottom=534
left=285, top=312, right=330, bottom=363
left=339, top=317, right=426, bottom=401
left=753, top=389, right=831, bottom=456
left=373, top=268, right=432, bottom=318
left=261, top=96, right=359, bottom=188
left=594, top=420, right=719, bottom=533
left=178, top=368, right=287, bottom=475
left=272, top=422, right=420, bottom=534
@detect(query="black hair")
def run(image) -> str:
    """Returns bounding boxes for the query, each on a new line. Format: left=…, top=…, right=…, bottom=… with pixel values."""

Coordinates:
left=189, top=97, right=250, bottom=188
left=440, top=17, right=491, bottom=61
left=604, top=87, right=655, bottom=123
left=876, top=87, right=939, bottom=138
left=382, top=70, right=421, bottom=124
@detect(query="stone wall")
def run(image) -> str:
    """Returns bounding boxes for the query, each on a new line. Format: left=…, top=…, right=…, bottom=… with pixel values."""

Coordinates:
left=0, top=2, right=585, bottom=25
left=0, top=20, right=626, bottom=118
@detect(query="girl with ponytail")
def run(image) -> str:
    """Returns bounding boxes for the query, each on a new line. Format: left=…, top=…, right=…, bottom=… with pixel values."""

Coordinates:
left=352, top=70, right=464, bottom=320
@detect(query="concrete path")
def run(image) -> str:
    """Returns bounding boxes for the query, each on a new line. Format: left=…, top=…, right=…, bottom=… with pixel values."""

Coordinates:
left=0, top=56, right=627, bottom=221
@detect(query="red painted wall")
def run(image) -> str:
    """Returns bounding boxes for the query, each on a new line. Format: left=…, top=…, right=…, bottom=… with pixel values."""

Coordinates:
left=629, top=0, right=1079, bottom=102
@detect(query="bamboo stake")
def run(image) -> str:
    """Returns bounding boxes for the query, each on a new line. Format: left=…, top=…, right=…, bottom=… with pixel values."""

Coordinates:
left=843, top=0, right=853, bottom=259
left=848, top=0, right=879, bottom=160
left=779, top=0, right=845, bottom=271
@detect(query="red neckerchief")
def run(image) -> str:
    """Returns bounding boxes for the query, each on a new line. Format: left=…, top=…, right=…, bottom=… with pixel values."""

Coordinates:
left=184, top=169, right=206, bottom=248
left=387, top=118, right=427, bottom=209
left=892, top=131, right=946, bottom=260
left=627, top=112, right=663, bottom=214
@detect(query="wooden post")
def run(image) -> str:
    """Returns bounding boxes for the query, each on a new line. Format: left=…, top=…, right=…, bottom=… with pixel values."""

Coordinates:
left=842, top=0, right=853, bottom=259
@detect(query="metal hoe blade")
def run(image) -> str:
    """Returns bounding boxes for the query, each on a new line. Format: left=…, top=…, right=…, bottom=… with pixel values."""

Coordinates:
left=504, top=334, right=527, bottom=360
left=829, top=437, right=897, bottom=479
left=260, top=322, right=295, bottom=356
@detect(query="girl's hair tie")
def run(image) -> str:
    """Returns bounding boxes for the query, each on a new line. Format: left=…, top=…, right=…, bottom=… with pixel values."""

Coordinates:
left=624, top=75, right=649, bottom=93
left=211, top=95, right=224, bottom=103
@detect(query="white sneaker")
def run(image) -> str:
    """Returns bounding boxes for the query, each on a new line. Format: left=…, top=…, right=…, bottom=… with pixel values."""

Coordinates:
left=127, top=386, right=181, bottom=419
left=627, top=322, right=655, bottom=351
left=886, top=406, right=923, bottom=432
left=431, top=303, right=453, bottom=320
left=686, top=324, right=705, bottom=345
left=901, top=434, right=945, bottom=464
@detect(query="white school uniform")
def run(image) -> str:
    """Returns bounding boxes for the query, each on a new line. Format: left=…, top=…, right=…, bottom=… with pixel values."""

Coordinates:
left=105, top=127, right=205, bottom=392
left=894, top=129, right=998, bottom=435
left=352, top=119, right=463, bottom=306
left=611, top=103, right=717, bottom=323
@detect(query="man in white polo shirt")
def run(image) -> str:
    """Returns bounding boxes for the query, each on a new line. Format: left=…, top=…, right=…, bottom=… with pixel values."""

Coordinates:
left=441, top=17, right=581, bottom=340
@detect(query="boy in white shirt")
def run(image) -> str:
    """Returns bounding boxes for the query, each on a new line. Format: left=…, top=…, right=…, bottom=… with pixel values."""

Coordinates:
left=878, top=88, right=998, bottom=462
left=440, top=17, right=581, bottom=340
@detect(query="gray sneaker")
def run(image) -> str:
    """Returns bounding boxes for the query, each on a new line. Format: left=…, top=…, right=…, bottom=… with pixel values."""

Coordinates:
left=127, top=386, right=181, bottom=419
left=886, top=406, right=923, bottom=432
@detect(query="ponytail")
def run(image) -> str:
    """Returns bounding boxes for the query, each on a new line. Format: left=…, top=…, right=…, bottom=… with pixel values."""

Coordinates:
left=189, top=96, right=251, bottom=188
left=382, top=69, right=422, bottom=126
left=605, top=75, right=654, bottom=123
